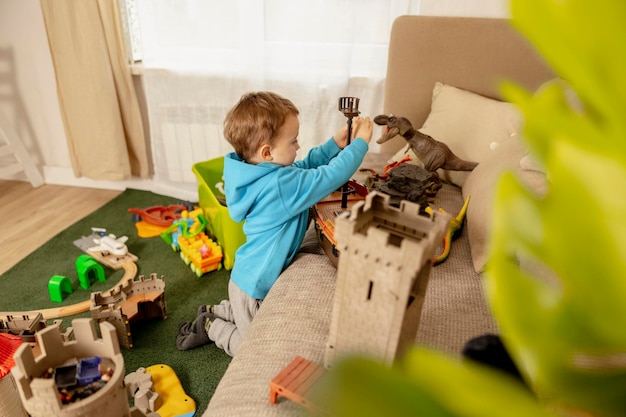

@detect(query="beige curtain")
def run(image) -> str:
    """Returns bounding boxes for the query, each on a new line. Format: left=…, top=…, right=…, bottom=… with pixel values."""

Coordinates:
left=40, top=0, right=150, bottom=180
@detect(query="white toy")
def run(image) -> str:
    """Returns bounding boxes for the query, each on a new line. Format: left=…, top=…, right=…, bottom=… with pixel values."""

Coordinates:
left=89, top=233, right=129, bottom=257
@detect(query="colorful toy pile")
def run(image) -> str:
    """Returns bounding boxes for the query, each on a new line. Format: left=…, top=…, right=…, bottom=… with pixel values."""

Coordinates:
left=161, top=209, right=223, bottom=276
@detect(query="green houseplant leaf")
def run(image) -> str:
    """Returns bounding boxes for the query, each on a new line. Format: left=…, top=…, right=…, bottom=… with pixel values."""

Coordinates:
left=488, top=0, right=626, bottom=415
left=316, top=349, right=559, bottom=417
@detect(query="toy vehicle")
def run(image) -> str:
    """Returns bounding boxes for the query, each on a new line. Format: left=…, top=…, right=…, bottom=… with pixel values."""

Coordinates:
left=161, top=209, right=223, bottom=276
left=313, top=181, right=368, bottom=267
left=178, top=232, right=223, bottom=277
left=88, top=233, right=128, bottom=257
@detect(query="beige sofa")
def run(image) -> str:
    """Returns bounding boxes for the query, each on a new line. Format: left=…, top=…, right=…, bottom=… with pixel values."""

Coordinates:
left=204, top=16, right=553, bottom=417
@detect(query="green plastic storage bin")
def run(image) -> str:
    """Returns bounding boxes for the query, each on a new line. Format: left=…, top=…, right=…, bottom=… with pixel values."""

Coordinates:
left=192, top=157, right=245, bottom=270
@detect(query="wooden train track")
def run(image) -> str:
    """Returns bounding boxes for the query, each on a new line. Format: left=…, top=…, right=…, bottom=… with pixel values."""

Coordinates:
left=0, top=261, right=138, bottom=320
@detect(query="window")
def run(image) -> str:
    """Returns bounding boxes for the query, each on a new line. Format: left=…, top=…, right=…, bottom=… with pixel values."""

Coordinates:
left=120, top=1, right=417, bottom=196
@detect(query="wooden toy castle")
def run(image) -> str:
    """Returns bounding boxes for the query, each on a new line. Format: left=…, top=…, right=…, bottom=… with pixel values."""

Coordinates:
left=11, top=318, right=149, bottom=417
left=90, top=273, right=167, bottom=349
left=1, top=313, right=49, bottom=344
left=324, top=191, right=449, bottom=367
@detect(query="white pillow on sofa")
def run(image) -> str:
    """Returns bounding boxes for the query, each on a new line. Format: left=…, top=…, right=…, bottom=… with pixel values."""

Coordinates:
left=414, top=82, right=523, bottom=187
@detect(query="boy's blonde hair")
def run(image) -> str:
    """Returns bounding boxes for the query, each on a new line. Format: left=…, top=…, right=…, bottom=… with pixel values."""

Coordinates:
left=224, top=91, right=299, bottom=161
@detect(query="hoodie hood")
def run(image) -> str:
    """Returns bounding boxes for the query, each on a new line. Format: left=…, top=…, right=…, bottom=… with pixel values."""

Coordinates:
left=223, top=152, right=281, bottom=223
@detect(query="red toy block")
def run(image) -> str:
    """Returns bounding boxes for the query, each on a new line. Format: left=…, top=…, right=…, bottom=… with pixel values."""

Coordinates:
left=0, top=333, right=23, bottom=378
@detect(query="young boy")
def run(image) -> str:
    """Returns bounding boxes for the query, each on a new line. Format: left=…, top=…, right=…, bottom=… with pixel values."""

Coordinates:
left=177, top=91, right=373, bottom=356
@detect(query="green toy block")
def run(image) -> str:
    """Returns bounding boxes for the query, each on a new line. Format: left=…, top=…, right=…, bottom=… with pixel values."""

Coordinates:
left=76, top=254, right=106, bottom=290
left=49, top=275, right=73, bottom=302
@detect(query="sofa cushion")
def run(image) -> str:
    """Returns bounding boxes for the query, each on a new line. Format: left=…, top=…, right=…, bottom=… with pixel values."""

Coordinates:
left=460, top=78, right=582, bottom=273
left=516, top=77, right=581, bottom=176
left=421, top=82, right=523, bottom=186
left=462, top=137, right=548, bottom=273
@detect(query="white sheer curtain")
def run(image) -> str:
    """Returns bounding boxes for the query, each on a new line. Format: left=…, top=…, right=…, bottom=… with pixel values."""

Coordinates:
left=135, top=0, right=416, bottom=199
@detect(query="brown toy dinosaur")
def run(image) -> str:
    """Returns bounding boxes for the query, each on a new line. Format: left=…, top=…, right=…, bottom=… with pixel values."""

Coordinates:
left=374, top=114, right=478, bottom=173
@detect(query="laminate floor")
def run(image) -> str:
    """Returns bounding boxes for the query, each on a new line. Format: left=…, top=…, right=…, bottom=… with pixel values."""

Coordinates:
left=0, top=180, right=121, bottom=274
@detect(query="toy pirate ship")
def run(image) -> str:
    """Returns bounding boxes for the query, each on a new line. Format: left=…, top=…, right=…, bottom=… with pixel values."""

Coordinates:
left=313, top=97, right=367, bottom=266
left=315, top=98, right=469, bottom=267
left=313, top=180, right=368, bottom=267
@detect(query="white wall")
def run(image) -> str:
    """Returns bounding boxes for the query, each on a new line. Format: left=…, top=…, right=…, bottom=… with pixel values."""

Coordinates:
left=0, top=0, right=509, bottom=195
left=419, top=0, right=509, bottom=18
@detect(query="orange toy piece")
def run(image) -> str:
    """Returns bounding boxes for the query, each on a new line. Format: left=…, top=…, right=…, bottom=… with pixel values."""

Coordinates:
left=381, top=154, right=413, bottom=177
left=313, top=188, right=366, bottom=268
left=269, top=356, right=326, bottom=414
left=134, top=220, right=170, bottom=238
left=359, top=154, right=412, bottom=180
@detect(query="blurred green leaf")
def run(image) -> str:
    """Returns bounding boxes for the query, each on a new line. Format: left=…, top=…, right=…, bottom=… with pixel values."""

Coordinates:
left=488, top=0, right=626, bottom=416
left=315, top=349, right=558, bottom=417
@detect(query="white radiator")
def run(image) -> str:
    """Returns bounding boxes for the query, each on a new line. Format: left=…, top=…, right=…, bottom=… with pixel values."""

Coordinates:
left=152, top=103, right=229, bottom=185
left=142, top=68, right=236, bottom=193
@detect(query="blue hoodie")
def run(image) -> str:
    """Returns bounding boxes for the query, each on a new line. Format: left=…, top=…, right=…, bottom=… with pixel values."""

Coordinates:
left=224, top=137, right=368, bottom=299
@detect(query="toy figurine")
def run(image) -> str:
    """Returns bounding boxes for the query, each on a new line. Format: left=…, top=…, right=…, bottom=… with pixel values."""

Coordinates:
left=425, top=195, right=471, bottom=265
left=374, top=114, right=478, bottom=173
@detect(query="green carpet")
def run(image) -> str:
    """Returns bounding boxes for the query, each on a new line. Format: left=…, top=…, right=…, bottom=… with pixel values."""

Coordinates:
left=0, top=188, right=232, bottom=415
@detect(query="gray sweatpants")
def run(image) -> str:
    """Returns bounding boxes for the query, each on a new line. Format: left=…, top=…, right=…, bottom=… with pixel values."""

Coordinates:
left=208, top=279, right=262, bottom=357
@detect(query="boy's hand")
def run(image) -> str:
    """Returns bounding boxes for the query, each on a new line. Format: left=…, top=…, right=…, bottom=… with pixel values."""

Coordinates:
left=333, top=117, right=373, bottom=149
left=333, top=125, right=349, bottom=149
left=352, top=116, right=373, bottom=144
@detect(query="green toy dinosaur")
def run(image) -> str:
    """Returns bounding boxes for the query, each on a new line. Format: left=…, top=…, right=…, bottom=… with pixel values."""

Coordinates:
left=425, top=195, right=470, bottom=265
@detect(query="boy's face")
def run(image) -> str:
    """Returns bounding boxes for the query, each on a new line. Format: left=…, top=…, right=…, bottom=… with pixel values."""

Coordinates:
left=269, top=113, right=300, bottom=166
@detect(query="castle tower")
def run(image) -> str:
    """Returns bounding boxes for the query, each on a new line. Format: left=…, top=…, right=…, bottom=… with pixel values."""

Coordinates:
left=11, top=318, right=141, bottom=417
left=324, top=191, right=449, bottom=367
